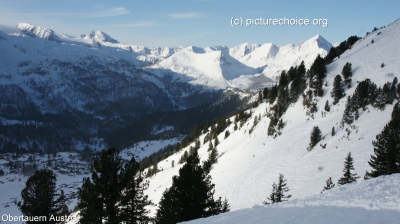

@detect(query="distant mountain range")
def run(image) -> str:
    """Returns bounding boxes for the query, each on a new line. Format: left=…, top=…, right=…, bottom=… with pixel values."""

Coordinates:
left=0, top=23, right=331, bottom=151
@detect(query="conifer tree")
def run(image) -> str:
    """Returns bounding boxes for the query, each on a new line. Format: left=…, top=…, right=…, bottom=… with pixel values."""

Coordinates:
left=341, top=96, right=354, bottom=126
left=263, top=174, right=291, bottom=204
left=78, top=147, right=122, bottom=224
left=321, top=177, right=335, bottom=193
left=324, top=47, right=337, bottom=64
left=342, top=62, right=352, bottom=85
left=367, top=103, right=400, bottom=177
left=268, top=85, right=279, bottom=104
left=119, top=157, right=152, bottom=224
left=331, top=74, right=344, bottom=104
left=338, top=152, right=359, bottom=185
left=373, top=87, right=387, bottom=110
left=155, top=150, right=229, bottom=224
left=324, top=100, right=330, bottom=112
left=309, top=55, right=326, bottom=97
left=308, top=126, right=322, bottom=151
left=20, top=169, right=67, bottom=224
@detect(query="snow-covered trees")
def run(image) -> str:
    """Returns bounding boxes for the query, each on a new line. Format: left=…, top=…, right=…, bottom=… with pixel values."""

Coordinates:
left=321, top=177, right=335, bottom=193
left=308, top=126, right=322, bottom=151
left=263, top=173, right=292, bottom=204
left=155, top=150, right=229, bottom=224
left=331, top=74, right=344, bottom=104
left=341, top=62, right=353, bottom=85
left=367, top=103, right=400, bottom=178
left=338, top=152, right=359, bottom=185
left=309, top=55, right=327, bottom=97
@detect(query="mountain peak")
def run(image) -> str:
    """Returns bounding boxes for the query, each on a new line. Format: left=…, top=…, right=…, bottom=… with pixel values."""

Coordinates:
left=16, top=22, right=62, bottom=43
left=305, top=34, right=332, bottom=51
left=81, top=30, right=119, bottom=44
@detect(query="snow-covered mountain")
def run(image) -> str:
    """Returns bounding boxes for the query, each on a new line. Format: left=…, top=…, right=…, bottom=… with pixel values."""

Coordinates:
left=0, top=22, right=331, bottom=151
left=0, top=18, right=399, bottom=223
left=140, top=19, right=400, bottom=220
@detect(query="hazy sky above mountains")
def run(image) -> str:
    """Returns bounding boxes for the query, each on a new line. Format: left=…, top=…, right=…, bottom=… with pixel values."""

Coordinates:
left=0, top=0, right=398, bottom=47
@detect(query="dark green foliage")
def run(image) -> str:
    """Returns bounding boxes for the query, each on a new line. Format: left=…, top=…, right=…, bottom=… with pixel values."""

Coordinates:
left=338, top=152, right=359, bottom=185
left=78, top=148, right=151, bottom=223
left=119, top=158, right=152, bottom=224
left=179, top=150, right=189, bottom=164
left=342, top=62, right=352, bottom=85
left=351, top=79, right=377, bottom=110
left=324, top=47, right=337, bottom=64
left=155, top=150, right=229, bottom=224
left=341, top=96, right=354, bottom=126
left=373, top=87, right=387, bottom=110
left=289, top=61, right=307, bottom=103
left=267, top=85, right=279, bottom=104
left=331, top=75, right=344, bottom=105
left=329, top=35, right=360, bottom=58
left=367, top=103, right=400, bottom=178
left=308, top=126, right=322, bottom=151
left=278, top=70, right=289, bottom=88
left=309, top=55, right=327, bottom=97
left=78, top=147, right=122, bottom=224
left=263, top=174, right=291, bottom=204
left=224, top=130, right=230, bottom=139
left=324, top=100, right=330, bottom=112
left=331, top=127, right=335, bottom=136
left=382, top=82, right=396, bottom=104
left=321, top=177, right=335, bottom=193
left=20, top=169, right=67, bottom=224
left=139, top=144, right=175, bottom=171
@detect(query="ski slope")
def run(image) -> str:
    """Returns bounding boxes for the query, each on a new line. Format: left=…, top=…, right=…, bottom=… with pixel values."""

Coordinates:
left=144, top=19, right=400, bottom=218
left=184, top=174, right=400, bottom=224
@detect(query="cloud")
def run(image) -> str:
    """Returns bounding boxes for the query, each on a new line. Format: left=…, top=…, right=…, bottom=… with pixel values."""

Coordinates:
left=168, top=12, right=207, bottom=19
left=87, top=7, right=130, bottom=18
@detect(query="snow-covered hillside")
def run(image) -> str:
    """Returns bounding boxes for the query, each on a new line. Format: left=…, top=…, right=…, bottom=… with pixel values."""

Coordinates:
left=143, top=19, right=400, bottom=218
left=149, top=35, right=331, bottom=89
left=184, top=174, right=400, bottom=224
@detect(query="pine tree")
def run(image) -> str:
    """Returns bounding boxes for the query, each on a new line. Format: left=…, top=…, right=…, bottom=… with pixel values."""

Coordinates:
left=324, top=47, right=337, bottom=64
left=331, top=74, right=344, bottom=104
left=338, top=152, right=359, bottom=185
left=373, top=87, right=387, bottom=110
left=324, top=100, right=330, bottom=112
left=308, top=126, right=322, bottom=151
left=309, top=55, right=327, bottom=97
left=268, top=85, right=279, bottom=104
left=341, top=62, right=352, bottom=84
left=321, top=177, right=335, bottom=193
left=119, top=157, right=152, bottom=224
left=341, top=96, right=354, bottom=126
left=367, top=103, right=400, bottom=177
left=20, top=169, right=67, bottom=224
left=263, top=174, right=291, bottom=204
left=155, top=150, right=229, bottom=224
left=78, top=147, right=122, bottom=224
left=331, top=126, right=335, bottom=136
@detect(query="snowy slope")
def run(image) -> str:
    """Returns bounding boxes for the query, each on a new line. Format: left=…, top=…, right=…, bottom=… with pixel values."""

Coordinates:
left=143, top=19, right=400, bottom=216
left=185, top=174, right=400, bottom=224
left=147, top=35, right=330, bottom=89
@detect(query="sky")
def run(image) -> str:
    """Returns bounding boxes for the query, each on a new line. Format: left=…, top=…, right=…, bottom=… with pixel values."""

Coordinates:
left=0, top=0, right=399, bottom=48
